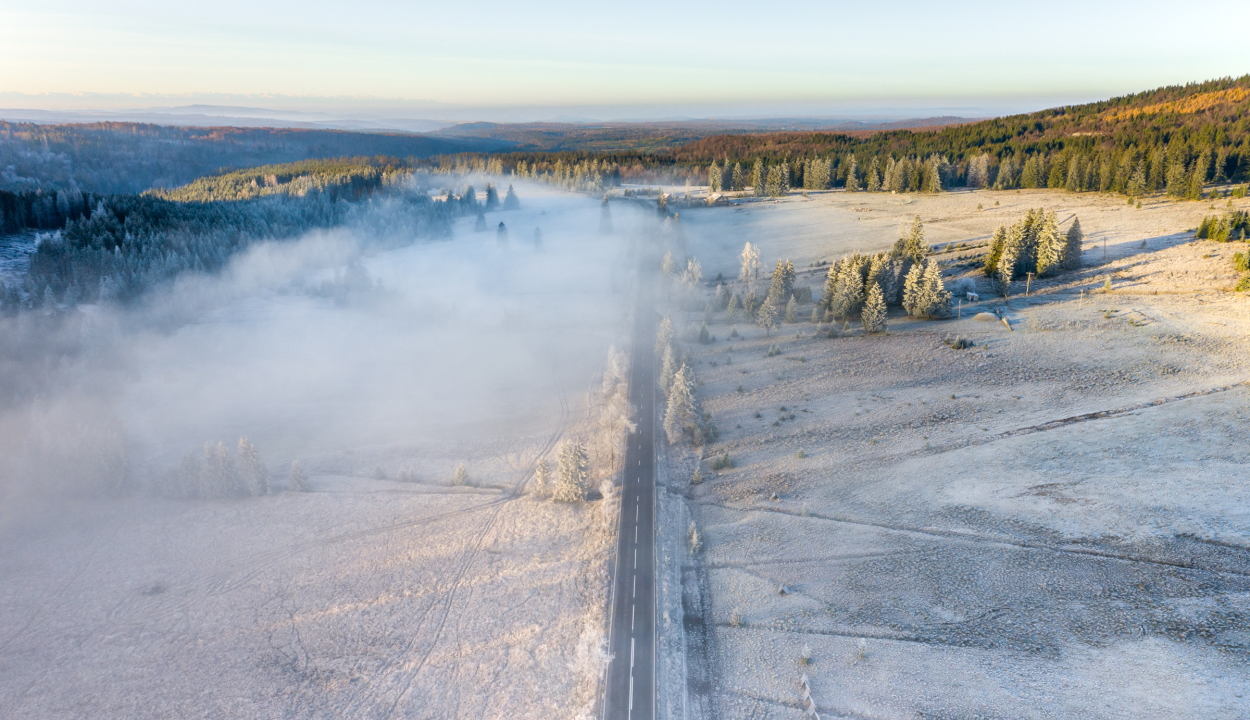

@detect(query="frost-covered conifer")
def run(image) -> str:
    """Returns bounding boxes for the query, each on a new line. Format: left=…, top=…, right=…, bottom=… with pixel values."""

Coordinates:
left=288, top=460, right=309, bottom=492
left=660, top=344, right=678, bottom=396
left=756, top=295, right=778, bottom=335
left=784, top=295, right=797, bottom=323
left=739, top=242, right=760, bottom=285
left=599, top=200, right=613, bottom=235
left=656, top=316, right=674, bottom=356
left=861, top=282, right=887, bottom=333
left=903, top=260, right=950, bottom=318
left=237, top=437, right=267, bottom=496
left=708, top=161, right=722, bottom=192
left=663, top=364, right=697, bottom=445
left=726, top=293, right=740, bottom=320
left=453, top=464, right=468, bottom=486
left=533, top=458, right=552, bottom=498
left=683, top=257, right=703, bottom=287
left=893, top=216, right=928, bottom=264
left=661, top=251, right=676, bottom=276
left=205, top=441, right=241, bottom=497
left=485, top=183, right=500, bottom=211
left=502, top=184, right=520, bottom=210
left=750, top=159, right=765, bottom=197
left=1063, top=217, right=1084, bottom=270
left=474, top=212, right=487, bottom=232
left=553, top=442, right=589, bottom=502
left=496, top=222, right=508, bottom=244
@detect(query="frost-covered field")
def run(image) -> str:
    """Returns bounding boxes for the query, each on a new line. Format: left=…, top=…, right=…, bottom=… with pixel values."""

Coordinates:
left=0, top=184, right=635, bottom=719
left=662, top=188, right=1250, bottom=719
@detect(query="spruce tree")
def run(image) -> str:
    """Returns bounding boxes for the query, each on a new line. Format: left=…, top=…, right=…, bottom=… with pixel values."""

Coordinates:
left=237, top=437, right=267, bottom=496
left=756, top=294, right=779, bottom=335
left=893, top=216, right=928, bottom=264
left=726, top=293, right=741, bottom=320
left=660, top=344, right=678, bottom=395
left=656, top=315, right=674, bottom=355
left=731, top=162, right=745, bottom=191
left=844, top=154, right=860, bottom=191
left=496, top=222, right=509, bottom=244
left=485, top=183, right=500, bottom=211
left=861, top=282, right=887, bottom=333
left=663, top=364, right=699, bottom=445
left=475, top=211, right=487, bottom=232
left=1034, top=211, right=1064, bottom=277
left=983, top=226, right=1008, bottom=277
left=739, top=242, right=760, bottom=285
left=751, top=159, right=765, bottom=197
left=866, top=158, right=881, bottom=192
left=288, top=460, right=308, bottom=492
left=1063, top=217, right=1084, bottom=270
left=599, top=199, right=613, bottom=235
left=784, top=295, right=797, bottom=323
left=708, top=161, right=722, bottom=192
left=903, top=260, right=950, bottom=318
left=502, top=185, right=521, bottom=210
left=553, top=442, right=589, bottom=502
left=533, top=458, right=552, bottom=498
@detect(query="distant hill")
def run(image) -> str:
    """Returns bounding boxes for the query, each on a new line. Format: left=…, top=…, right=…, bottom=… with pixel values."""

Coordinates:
left=0, top=123, right=504, bottom=195
left=431, top=117, right=979, bottom=153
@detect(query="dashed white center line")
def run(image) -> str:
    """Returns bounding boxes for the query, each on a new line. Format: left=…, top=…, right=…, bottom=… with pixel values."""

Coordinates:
left=633, top=548, right=637, bottom=568
left=631, top=603, right=635, bottom=630
left=635, top=525, right=638, bottom=543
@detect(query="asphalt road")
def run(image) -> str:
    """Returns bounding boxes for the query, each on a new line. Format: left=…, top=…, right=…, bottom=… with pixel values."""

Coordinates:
left=603, top=274, right=657, bottom=720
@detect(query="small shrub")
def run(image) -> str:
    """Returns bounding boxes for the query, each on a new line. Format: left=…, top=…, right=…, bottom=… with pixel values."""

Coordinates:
left=691, top=468, right=703, bottom=484
left=710, top=453, right=733, bottom=470
left=1234, top=252, right=1249, bottom=273
left=796, top=450, right=806, bottom=459
left=799, top=644, right=813, bottom=666
left=943, top=335, right=973, bottom=350
left=688, top=522, right=702, bottom=553
left=736, top=384, right=744, bottom=393
left=729, top=609, right=743, bottom=627
left=766, top=345, right=780, bottom=357
left=730, top=327, right=739, bottom=337
left=452, top=463, right=468, bottom=486
left=1103, top=276, right=1113, bottom=293
left=1236, top=274, right=1250, bottom=292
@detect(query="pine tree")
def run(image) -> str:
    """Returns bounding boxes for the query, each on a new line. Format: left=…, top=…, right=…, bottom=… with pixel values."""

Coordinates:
left=751, top=159, right=765, bottom=197
left=866, top=157, right=882, bottom=192
left=663, top=364, right=698, bottom=445
left=485, top=183, right=500, bottom=211
left=967, top=153, right=991, bottom=188
left=731, top=163, right=745, bottom=191
left=983, top=226, right=1008, bottom=277
left=708, top=161, right=722, bottom=192
left=784, top=295, right=797, bottom=323
left=661, top=251, right=676, bottom=276
left=893, top=216, right=928, bottom=263
left=903, top=260, right=950, bottom=318
left=553, top=442, right=589, bottom=502
left=660, top=344, right=678, bottom=395
left=766, top=259, right=794, bottom=305
left=288, top=460, right=308, bottom=492
left=496, top=222, right=509, bottom=244
left=756, top=295, right=778, bottom=335
left=453, top=464, right=469, bottom=486
left=739, top=242, right=760, bottom=285
left=1063, top=217, right=1084, bottom=270
left=237, top=437, right=267, bottom=496
left=205, top=441, right=241, bottom=497
left=861, top=282, right=887, bottom=333
left=726, top=293, right=740, bottom=320
left=475, top=211, right=487, bottom=232
left=533, top=458, right=552, bottom=498
left=1034, top=211, right=1064, bottom=277
left=844, top=154, right=860, bottom=191
left=502, top=185, right=520, bottom=210
left=656, top=316, right=674, bottom=355
left=683, top=257, right=703, bottom=287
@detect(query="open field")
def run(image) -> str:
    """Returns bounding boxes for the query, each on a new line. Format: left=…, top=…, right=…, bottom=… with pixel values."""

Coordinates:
left=0, top=184, right=637, bottom=720
left=662, top=188, right=1250, bottom=719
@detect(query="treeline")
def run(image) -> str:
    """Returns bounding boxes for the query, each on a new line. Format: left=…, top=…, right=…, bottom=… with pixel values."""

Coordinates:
left=0, top=121, right=494, bottom=195
left=415, top=76, right=1250, bottom=199
left=148, top=156, right=416, bottom=202
left=2, top=159, right=521, bottom=311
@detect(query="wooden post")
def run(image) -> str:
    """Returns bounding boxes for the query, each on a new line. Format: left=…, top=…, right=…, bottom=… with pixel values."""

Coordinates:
left=1025, top=272, right=1034, bottom=296
left=957, top=299, right=962, bottom=319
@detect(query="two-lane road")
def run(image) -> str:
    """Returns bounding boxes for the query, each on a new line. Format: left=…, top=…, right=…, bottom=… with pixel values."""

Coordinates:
left=603, top=278, right=657, bottom=720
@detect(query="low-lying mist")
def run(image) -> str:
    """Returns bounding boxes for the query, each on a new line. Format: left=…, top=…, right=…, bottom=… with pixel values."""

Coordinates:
left=0, top=182, right=640, bottom=526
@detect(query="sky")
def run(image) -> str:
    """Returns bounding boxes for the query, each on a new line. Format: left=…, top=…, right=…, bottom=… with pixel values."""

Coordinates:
left=1, top=0, right=1248, bottom=120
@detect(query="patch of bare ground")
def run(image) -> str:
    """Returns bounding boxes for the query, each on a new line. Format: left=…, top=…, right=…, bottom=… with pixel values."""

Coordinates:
left=664, top=188, right=1250, bottom=719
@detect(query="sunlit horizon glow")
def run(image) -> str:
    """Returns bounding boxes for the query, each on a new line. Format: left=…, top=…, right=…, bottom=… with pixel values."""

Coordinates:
left=1, top=0, right=1247, bottom=120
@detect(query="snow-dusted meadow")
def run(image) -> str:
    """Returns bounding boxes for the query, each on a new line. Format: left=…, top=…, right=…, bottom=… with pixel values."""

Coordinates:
left=659, top=188, right=1250, bottom=719
left=0, top=183, right=637, bottom=719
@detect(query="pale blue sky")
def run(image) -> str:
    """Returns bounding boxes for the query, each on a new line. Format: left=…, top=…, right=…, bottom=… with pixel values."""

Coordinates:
left=1, top=0, right=1247, bottom=117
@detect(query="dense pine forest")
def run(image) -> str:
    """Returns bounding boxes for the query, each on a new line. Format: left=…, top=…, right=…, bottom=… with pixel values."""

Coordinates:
left=422, top=76, right=1250, bottom=197
left=0, top=158, right=504, bottom=311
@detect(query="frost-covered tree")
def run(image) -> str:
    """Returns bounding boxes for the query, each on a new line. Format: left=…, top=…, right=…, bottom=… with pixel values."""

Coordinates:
left=730, top=162, right=746, bottom=191
left=766, top=259, right=795, bottom=306
left=659, top=344, right=678, bottom=396
left=903, top=260, right=951, bottom=318
left=844, top=154, right=860, bottom=191
left=893, top=216, right=928, bottom=264
left=1063, top=217, right=1084, bottom=270
left=967, top=153, right=992, bottom=189
left=726, top=293, right=740, bottom=320
left=474, top=211, right=487, bottom=232
left=750, top=159, right=765, bottom=197
left=861, top=282, right=887, bottom=333
left=865, top=157, right=882, bottom=192
left=784, top=295, right=797, bottom=323
left=656, top=315, right=674, bottom=356
left=502, top=184, right=521, bottom=210
left=533, top=458, right=552, bottom=498
left=496, top=222, right=509, bottom=244
left=708, top=161, right=722, bottom=192
left=756, top=294, right=778, bottom=335
left=205, top=441, right=241, bottom=496
left=1034, top=211, right=1064, bottom=277
left=683, top=257, right=703, bottom=287
left=485, top=183, right=500, bottom=211
left=764, top=164, right=789, bottom=197
left=453, top=463, right=468, bottom=486
left=553, top=442, right=589, bottom=502
left=739, top=242, right=760, bottom=285
left=237, top=437, right=267, bottom=496
left=661, top=251, right=676, bottom=277
left=663, top=363, right=706, bottom=446
left=288, top=460, right=309, bottom=492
